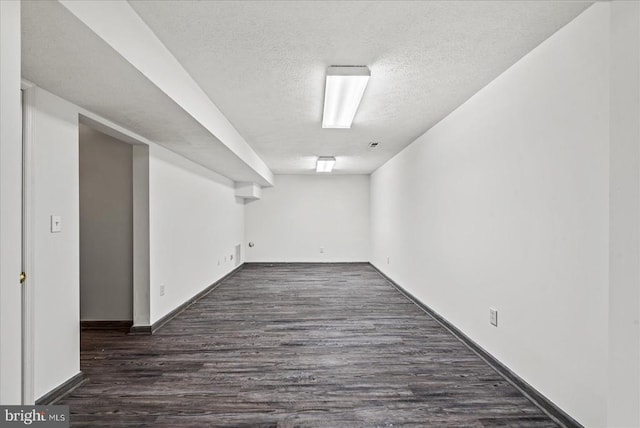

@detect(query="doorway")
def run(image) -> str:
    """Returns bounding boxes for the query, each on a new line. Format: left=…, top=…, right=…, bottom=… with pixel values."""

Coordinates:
left=78, top=123, right=134, bottom=329
left=19, top=93, right=151, bottom=404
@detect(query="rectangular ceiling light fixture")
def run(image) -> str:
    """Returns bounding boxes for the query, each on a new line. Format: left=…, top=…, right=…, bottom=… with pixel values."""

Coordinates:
left=322, top=66, right=370, bottom=128
left=316, top=156, right=336, bottom=172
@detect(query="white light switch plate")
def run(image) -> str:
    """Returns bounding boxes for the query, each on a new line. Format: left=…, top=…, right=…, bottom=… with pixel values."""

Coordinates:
left=490, top=308, right=498, bottom=327
left=51, top=215, right=62, bottom=233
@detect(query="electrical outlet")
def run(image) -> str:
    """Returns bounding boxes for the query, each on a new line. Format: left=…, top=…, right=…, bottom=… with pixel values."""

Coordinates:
left=387, top=256, right=390, bottom=264
left=230, top=254, right=233, bottom=260
left=218, top=259, right=220, bottom=266
left=320, top=247, right=324, bottom=253
left=159, top=285, right=165, bottom=297
left=490, top=308, right=498, bottom=327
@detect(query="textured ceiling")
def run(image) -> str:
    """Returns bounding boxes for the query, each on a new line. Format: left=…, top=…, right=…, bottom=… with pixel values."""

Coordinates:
left=129, top=0, right=592, bottom=174
left=22, top=1, right=593, bottom=179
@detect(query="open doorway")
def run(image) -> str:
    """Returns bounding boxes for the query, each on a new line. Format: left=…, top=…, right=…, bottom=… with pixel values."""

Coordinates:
left=79, top=123, right=133, bottom=330
left=20, top=94, right=151, bottom=404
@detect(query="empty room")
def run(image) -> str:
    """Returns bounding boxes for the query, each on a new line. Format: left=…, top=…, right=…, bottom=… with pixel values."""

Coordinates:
left=1, top=1, right=639, bottom=427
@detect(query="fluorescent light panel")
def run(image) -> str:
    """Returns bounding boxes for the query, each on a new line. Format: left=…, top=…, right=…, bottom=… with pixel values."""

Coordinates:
left=322, top=66, right=370, bottom=128
left=316, top=156, right=336, bottom=172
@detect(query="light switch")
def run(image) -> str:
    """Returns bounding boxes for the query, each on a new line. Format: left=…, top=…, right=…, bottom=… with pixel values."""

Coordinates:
left=51, top=215, right=62, bottom=233
left=490, top=308, right=498, bottom=327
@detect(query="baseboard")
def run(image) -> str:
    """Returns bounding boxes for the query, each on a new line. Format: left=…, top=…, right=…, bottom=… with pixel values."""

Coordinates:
left=35, top=372, right=86, bottom=405
left=245, top=261, right=370, bottom=266
left=129, top=325, right=152, bottom=335
left=81, top=320, right=132, bottom=331
left=369, top=263, right=583, bottom=428
left=130, top=263, right=246, bottom=335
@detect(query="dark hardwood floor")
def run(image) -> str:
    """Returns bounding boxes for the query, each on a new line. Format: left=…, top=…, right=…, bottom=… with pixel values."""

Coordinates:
left=62, top=263, right=558, bottom=427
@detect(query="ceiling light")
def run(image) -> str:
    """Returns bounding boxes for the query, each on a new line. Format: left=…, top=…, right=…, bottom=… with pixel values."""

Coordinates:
left=322, top=66, right=370, bottom=128
left=316, top=156, right=336, bottom=172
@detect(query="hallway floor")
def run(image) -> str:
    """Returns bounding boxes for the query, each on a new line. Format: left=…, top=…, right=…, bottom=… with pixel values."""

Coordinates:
left=62, top=263, right=558, bottom=427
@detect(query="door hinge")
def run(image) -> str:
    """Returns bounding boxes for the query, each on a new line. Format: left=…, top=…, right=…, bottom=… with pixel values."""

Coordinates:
left=20, top=272, right=26, bottom=284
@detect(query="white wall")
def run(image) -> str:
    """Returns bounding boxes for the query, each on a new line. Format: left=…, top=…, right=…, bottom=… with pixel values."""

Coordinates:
left=24, top=85, right=246, bottom=397
left=608, top=2, right=640, bottom=426
left=24, top=87, right=81, bottom=401
left=79, top=124, right=133, bottom=321
left=0, top=0, right=23, bottom=404
left=148, top=144, right=245, bottom=324
left=371, top=4, right=610, bottom=426
left=245, top=175, right=370, bottom=263
left=132, top=144, right=150, bottom=327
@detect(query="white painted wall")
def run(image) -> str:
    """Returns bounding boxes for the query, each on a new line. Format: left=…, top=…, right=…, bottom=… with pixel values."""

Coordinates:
left=0, top=0, right=23, bottom=404
left=371, top=4, right=610, bottom=426
left=24, top=87, right=81, bottom=401
left=132, top=144, right=150, bottom=328
left=24, top=85, right=246, bottom=397
left=245, top=175, right=370, bottom=262
left=148, top=144, right=245, bottom=323
left=79, top=124, right=133, bottom=321
left=608, top=2, right=640, bottom=427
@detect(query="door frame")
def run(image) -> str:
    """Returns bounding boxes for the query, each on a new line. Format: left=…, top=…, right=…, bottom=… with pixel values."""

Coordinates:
left=21, top=80, right=35, bottom=404
left=78, top=115, right=151, bottom=329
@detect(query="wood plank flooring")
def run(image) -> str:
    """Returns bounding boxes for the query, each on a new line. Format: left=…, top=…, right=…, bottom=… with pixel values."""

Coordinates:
left=61, top=263, right=559, bottom=427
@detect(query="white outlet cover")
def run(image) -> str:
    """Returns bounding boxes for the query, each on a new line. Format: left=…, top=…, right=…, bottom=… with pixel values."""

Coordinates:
left=159, top=285, right=165, bottom=296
